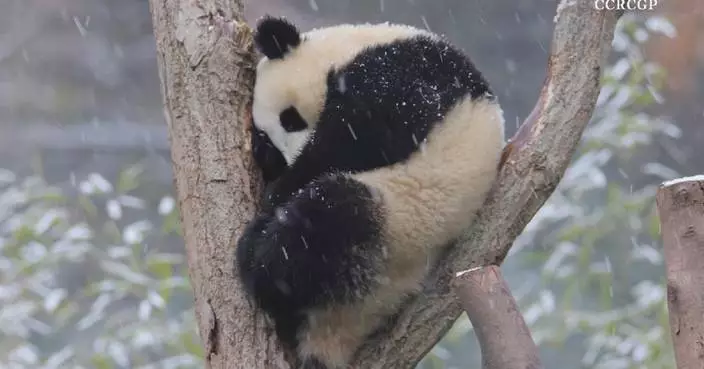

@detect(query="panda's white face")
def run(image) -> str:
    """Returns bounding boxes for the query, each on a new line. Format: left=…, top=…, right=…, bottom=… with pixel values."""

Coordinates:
left=251, top=20, right=431, bottom=165
left=251, top=55, right=323, bottom=165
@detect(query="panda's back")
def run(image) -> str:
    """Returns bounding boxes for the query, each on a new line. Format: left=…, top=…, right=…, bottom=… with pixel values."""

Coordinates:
left=311, top=30, right=496, bottom=177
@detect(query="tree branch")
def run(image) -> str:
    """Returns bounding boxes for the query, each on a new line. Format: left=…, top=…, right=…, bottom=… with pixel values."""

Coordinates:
left=455, top=266, right=543, bottom=369
left=656, top=175, right=704, bottom=369
left=352, top=2, right=621, bottom=368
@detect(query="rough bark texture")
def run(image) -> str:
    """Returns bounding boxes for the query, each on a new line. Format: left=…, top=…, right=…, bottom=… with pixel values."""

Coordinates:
left=456, top=266, right=543, bottom=369
left=149, top=0, right=621, bottom=368
left=656, top=176, right=704, bottom=369
left=148, top=1, right=287, bottom=368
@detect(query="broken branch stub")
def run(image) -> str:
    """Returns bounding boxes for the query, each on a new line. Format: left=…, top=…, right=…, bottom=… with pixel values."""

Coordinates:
left=656, top=175, right=704, bottom=369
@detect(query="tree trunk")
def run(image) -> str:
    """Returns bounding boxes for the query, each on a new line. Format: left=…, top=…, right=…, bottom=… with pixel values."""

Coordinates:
left=148, top=1, right=286, bottom=368
left=148, top=1, right=621, bottom=368
left=656, top=175, right=704, bottom=369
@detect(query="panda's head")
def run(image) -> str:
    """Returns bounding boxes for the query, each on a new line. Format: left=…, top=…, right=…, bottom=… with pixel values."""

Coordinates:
left=251, top=16, right=430, bottom=165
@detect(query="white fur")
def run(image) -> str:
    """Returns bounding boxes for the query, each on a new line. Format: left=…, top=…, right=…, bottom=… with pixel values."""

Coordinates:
left=252, top=23, right=433, bottom=164
left=297, top=98, right=505, bottom=367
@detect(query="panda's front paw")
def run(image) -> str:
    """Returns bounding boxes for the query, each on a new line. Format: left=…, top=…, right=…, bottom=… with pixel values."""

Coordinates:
left=238, top=174, right=386, bottom=308
left=281, top=173, right=382, bottom=252
left=251, top=125, right=288, bottom=184
left=260, top=181, right=288, bottom=214
left=235, top=213, right=275, bottom=295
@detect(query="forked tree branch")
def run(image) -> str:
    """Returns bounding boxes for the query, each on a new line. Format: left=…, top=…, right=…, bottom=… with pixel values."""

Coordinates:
left=149, top=0, right=621, bottom=368
left=656, top=176, right=704, bottom=369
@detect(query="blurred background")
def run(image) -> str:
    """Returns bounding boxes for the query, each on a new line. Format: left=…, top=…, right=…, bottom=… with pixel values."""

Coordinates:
left=1, top=0, right=702, bottom=368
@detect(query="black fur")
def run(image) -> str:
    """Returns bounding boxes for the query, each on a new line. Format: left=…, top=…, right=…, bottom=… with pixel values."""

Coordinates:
left=238, top=25, right=493, bottom=368
left=254, top=16, right=302, bottom=59
left=280, top=106, right=309, bottom=132
left=237, top=173, right=383, bottom=349
left=251, top=123, right=288, bottom=183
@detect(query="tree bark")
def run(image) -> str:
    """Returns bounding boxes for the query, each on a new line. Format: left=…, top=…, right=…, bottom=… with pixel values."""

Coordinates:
left=656, top=175, right=704, bottom=369
left=455, top=266, right=543, bottom=369
left=148, top=1, right=286, bottom=368
left=149, top=0, right=621, bottom=368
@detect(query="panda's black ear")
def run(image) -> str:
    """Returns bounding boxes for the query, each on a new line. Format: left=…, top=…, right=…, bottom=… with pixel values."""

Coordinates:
left=254, top=16, right=301, bottom=60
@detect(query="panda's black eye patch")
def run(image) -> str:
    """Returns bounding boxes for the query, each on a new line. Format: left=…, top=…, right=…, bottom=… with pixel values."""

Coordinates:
left=280, top=107, right=308, bottom=132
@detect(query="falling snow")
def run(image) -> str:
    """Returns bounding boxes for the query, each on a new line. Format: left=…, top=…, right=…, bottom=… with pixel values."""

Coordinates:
left=420, top=16, right=431, bottom=31
left=309, top=0, right=319, bottom=11
left=337, top=74, right=347, bottom=93
left=347, top=123, right=358, bottom=140
left=275, top=207, right=288, bottom=223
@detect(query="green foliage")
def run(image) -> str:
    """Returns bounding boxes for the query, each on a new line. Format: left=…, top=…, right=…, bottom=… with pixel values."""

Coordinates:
left=513, top=14, right=678, bottom=369
left=0, top=164, right=199, bottom=368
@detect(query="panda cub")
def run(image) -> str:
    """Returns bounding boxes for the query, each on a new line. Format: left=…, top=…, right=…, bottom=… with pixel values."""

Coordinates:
left=237, top=16, right=505, bottom=369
